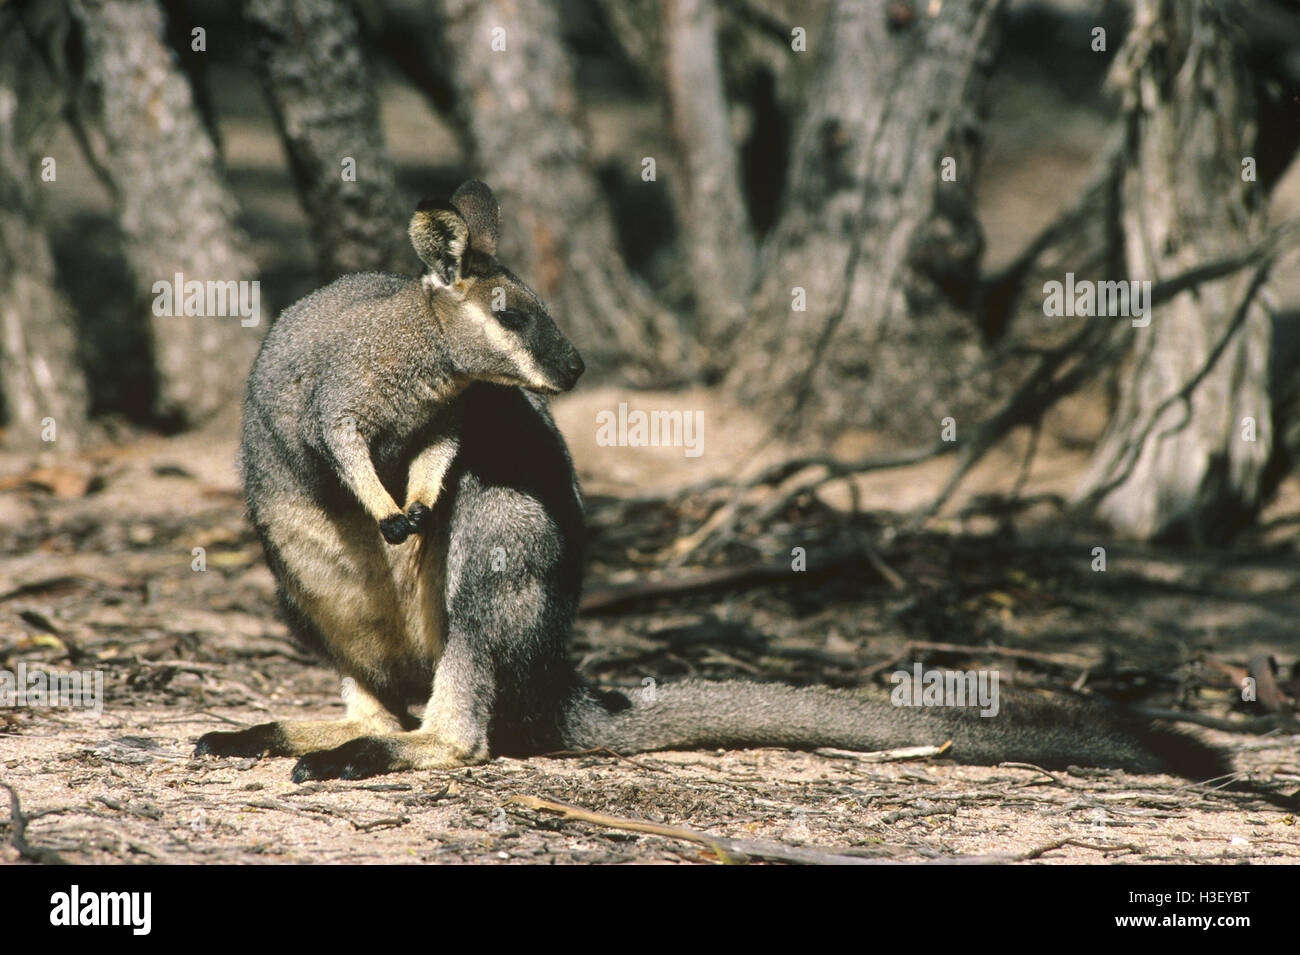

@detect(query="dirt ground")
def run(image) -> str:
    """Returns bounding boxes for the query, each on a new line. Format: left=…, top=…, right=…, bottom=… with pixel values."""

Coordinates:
left=4, top=44, right=1300, bottom=865
left=1, top=385, right=1298, bottom=866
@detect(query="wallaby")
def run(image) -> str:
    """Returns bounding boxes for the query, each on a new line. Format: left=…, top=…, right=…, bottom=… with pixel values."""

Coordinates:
left=196, top=181, right=1230, bottom=784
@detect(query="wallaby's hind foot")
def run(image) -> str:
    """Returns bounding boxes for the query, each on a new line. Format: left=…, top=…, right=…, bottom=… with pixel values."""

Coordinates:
left=290, top=729, right=489, bottom=782
left=194, top=718, right=390, bottom=759
left=194, top=679, right=408, bottom=760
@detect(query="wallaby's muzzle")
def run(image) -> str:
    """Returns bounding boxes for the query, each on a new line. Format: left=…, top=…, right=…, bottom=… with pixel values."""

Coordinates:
left=558, top=348, right=585, bottom=391
left=533, top=321, right=585, bottom=394
left=536, top=349, right=584, bottom=394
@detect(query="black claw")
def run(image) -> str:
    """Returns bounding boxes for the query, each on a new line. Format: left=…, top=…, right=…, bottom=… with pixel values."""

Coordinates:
left=291, top=739, right=391, bottom=782
left=290, top=758, right=322, bottom=784
left=378, top=512, right=414, bottom=544
left=194, top=726, right=275, bottom=759
left=406, top=501, right=433, bottom=532
left=290, top=748, right=343, bottom=783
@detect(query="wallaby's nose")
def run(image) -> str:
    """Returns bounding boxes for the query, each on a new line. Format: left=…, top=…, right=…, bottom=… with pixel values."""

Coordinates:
left=566, top=352, right=585, bottom=383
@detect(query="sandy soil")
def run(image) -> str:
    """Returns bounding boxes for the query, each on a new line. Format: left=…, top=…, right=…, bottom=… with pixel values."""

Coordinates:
left=1, top=392, right=1298, bottom=865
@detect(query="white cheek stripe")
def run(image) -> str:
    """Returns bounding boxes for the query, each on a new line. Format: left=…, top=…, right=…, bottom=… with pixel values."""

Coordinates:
left=464, top=301, right=550, bottom=389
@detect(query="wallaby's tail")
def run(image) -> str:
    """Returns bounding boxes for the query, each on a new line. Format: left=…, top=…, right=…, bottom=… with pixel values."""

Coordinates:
left=559, top=680, right=1231, bottom=781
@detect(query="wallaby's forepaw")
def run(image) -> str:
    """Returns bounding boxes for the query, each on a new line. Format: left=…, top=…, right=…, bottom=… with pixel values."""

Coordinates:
left=292, top=738, right=399, bottom=782
left=378, top=512, right=416, bottom=545
left=380, top=502, right=434, bottom=544
left=194, top=724, right=284, bottom=759
left=405, top=501, right=433, bottom=532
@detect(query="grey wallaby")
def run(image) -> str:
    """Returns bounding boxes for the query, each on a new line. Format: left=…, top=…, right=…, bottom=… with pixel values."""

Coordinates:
left=195, top=180, right=1229, bottom=783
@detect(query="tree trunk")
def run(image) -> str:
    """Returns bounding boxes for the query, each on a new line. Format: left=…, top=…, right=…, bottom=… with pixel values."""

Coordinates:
left=67, top=0, right=260, bottom=427
left=240, top=0, right=411, bottom=278
left=727, top=0, right=1002, bottom=436
left=598, top=0, right=810, bottom=250
left=1073, top=0, right=1272, bottom=544
left=357, top=0, right=460, bottom=122
left=660, top=0, right=756, bottom=349
left=432, top=0, right=687, bottom=379
left=160, top=0, right=223, bottom=158
left=0, top=8, right=91, bottom=451
left=593, top=0, right=662, bottom=83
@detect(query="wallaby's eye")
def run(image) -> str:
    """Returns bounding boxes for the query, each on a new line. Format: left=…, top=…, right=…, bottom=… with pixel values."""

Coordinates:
left=494, top=308, right=528, bottom=331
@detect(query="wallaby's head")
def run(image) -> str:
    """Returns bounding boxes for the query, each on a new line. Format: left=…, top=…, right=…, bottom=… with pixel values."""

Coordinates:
left=409, top=180, right=585, bottom=395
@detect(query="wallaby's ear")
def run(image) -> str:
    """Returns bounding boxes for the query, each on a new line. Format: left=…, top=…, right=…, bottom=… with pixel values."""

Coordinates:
left=410, top=199, right=469, bottom=288
left=450, top=180, right=500, bottom=257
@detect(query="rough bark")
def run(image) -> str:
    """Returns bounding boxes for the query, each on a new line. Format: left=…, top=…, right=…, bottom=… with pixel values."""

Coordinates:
left=432, top=0, right=687, bottom=379
left=0, top=6, right=91, bottom=451
left=727, top=0, right=1003, bottom=436
left=160, top=0, right=222, bottom=158
left=67, top=0, right=260, bottom=427
left=1270, top=310, right=1300, bottom=495
left=598, top=0, right=822, bottom=93
left=598, top=0, right=816, bottom=238
left=240, top=0, right=411, bottom=278
left=358, top=0, right=460, bottom=121
left=660, top=0, right=756, bottom=348
left=1073, top=0, right=1273, bottom=544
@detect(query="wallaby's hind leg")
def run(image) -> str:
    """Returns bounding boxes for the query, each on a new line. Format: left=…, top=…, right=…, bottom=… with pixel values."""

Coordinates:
left=290, top=630, right=492, bottom=781
left=194, top=676, right=409, bottom=759
left=286, top=423, right=582, bottom=783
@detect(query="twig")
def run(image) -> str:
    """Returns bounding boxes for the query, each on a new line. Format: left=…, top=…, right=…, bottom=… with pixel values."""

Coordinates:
left=1246, top=654, right=1298, bottom=730
left=815, top=742, right=951, bottom=763
left=917, top=226, right=1290, bottom=522
left=1127, top=706, right=1281, bottom=734
left=538, top=747, right=669, bottom=773
left=979, top=127, right=1126, bottom=336
left=580, top=548, right=866, bottom=614
left=911, top=317, right=1121, bottom=526
left=997, top=763, right=1072, bottom=788
left=859, top=640, right=1094, bottom=684
left=848, top=521, right=909, bottom=592
left=1019, top=838, right=1140, bottom=860
left=352, top=816, right=409, bottom=833
left=506, top=794, right=1011, bottom=865
left=879, top=806, right=958, bottom=825
left=677, top=222, right=1300, bottom=550
left=242, top=798, right=335, bottom=824
left=0, top=782, right=68, bottom=865
left=671, top=444, right=950, bottom=561
left=1077, top=251, right=1280, bottom=509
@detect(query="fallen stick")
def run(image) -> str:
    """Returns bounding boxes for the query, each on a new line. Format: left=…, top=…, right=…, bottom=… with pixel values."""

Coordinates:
left=1246, top=654, right=1298, bottom=730
left=814, top=742, right=952, bottom=763
left=1019, top=838, right=1141, bottom=860
left=538, top=746, right=669, bottom=773
left=506, top=794, right=1010, bottom=865
left=579, top=549, right=864, bottom=615
left=860, top=640, right=1093, bottom=683
left=1127, top=706, right=1281, bottom=735
left=1, top=782, right=68, bottom=865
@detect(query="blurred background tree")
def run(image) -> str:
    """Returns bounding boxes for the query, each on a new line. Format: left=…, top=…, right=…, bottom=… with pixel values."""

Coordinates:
left=2, top=0, right=1299, bottom=545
